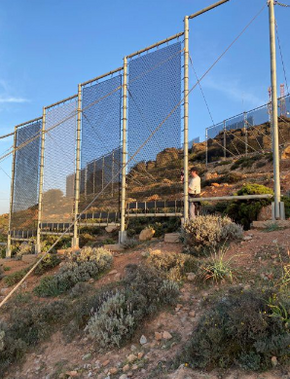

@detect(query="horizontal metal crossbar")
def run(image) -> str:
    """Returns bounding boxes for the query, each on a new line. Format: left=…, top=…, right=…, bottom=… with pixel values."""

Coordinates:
left=81, top=67, right=123, bottom=87
left=127, top=32, right=184, bottom=58
left=189, top=194, right=273, bottom=202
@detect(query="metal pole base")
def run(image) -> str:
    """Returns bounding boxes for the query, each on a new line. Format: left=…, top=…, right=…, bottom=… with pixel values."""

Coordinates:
left=271, top=201, right=285, bottom=220
left=35, top=243, right=42, bottom=254
left=6, top=246, right=11, bottom=259
left=71, top=237, right=79, bottom=250
left=118, top=231, right=127, bottom=245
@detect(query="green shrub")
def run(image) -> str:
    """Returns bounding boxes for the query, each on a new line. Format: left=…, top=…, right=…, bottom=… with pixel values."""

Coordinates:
left=34, top=247, right=112, bottom=297
left=231, top=155, right=260, bottom=170
left=86, top=291, right=135, bottom=349
left=121, top=238, right=139, bottom=250
left=34, top=253, right=61, bottom=275
left=86, top=264, right=180, bottom=349
left=182, top=215, right=243, bottom=256
left=0, top=321, right=27, bottom=376
left=178, top=288, right=290, bottom=371
left=127, top=217, right=180, bottom=238
left=226, top=184, right=273, bottom=230
left=282, top=196, right=290, bottom=219
left=14, top=242, right=33, bottom=258
left=147, top=250, right=197, bottom=281
left=0, top=265, right=3, bottom=280
left=4, top=267, right=30, bottom=287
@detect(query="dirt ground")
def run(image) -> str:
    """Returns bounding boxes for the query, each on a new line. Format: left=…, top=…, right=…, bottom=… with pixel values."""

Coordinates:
left=1, top=229, right=290, bottom=379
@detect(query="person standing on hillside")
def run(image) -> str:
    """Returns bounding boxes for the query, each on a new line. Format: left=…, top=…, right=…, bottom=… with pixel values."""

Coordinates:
left=188, top=167, right=201, bottom=219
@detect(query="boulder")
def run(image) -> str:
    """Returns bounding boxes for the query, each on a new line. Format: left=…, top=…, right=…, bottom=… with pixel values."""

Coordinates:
left=164, top=233, right=180, bottom=243
left=139, top=228, right=155, bottom=241
left=281, top=144, right=290, bottom=160
left=257, top=205, right=272, bottom=221
left=105, top=225, right=118, bottom=233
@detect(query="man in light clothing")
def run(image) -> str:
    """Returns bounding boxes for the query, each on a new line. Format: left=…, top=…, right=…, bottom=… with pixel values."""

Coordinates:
left=188, top=167, right=201, bottom=219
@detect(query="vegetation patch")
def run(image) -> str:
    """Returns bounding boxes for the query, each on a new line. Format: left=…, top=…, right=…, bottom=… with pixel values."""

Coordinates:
left=177, top=288, right=290, bottom=371
left=147, top=250, right=197, bottom=281
left=181, top=215, right=243, bottom=256
left=34, top=247, right=112, bottom=297
left=226, top=183, right=273, bottom=230
left=86, top=264, right=179, bottom=349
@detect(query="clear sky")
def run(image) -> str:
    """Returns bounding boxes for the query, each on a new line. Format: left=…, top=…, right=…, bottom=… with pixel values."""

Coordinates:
left=0, top=0, right=289, bottom=214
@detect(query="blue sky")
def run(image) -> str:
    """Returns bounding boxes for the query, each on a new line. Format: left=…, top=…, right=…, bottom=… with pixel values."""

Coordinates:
left=0, top=0, right=289, bottom=214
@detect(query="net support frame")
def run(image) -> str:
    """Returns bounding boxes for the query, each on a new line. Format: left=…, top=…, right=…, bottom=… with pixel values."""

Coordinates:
left=72, top=84, right=82, bottom=248
left=6, top=127, right=17, bottom=257
left=183, top=16, right=189, bottom=222
left=119, top=57, right=128, bottom=244
left=35, top=108, right=46, bottom=254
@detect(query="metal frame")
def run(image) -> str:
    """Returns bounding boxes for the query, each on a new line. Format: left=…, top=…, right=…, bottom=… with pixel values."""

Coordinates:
left=72, top=84, right=82, bottom=248
left=6, top=126, right=17, bottom=257
left=77, top=67, right=124, bottom=244
left=36, top=95, right=78, bottom=253
left=119, top=57, right=128, bottom=244
left=7, top=117, right=43, bottom=256
left=35, top=108, right=46, bottom=253
left=119, top=32, right=185, bottom=243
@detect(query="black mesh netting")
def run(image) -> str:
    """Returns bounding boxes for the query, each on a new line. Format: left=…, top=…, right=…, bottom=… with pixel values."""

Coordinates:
left=42, top=98, right=77, bottom=223
left=11, top=120, right=41, bottom=230
left=126, top=41, right=182, bottom=204
left=80, top=75, right=122, bottom=218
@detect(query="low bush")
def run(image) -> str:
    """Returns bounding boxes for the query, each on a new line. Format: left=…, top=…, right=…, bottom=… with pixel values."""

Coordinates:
left=16, top=242, right=33, bottom=257
left=182, top=215, right=243, bottom=256
left=4, top=267, right=30, bottom=287
left=86, top=264, right=179, bottom=349
left=0, top=265, right=3, bottom=280
left=86, top=291, right=135, bottom=349
left=34, top=247, right=113, bottom=297
left=127, top=217, right=180, bottom=238
left=231, top=155, right=260, bottom=170
left=178, top=288, right=290, bottom=371
left=34, top=253, right=61, bottom=275
left=0, top=299, right=69, bottom=377
left=147, top=250, right=197, bottom=281
left=226, top=183, right=273, bottom=230
left=121, top=238, right=139, bottom=250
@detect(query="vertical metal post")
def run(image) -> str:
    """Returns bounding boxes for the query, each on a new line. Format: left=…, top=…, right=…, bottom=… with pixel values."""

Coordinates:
left=183, top=16, right=189, bottom=222
left=6, top=126, right=17, bottom=258
left=223, top=120, right=226, bottom=159
left=102, top=156, right=105, bottom=193
left=119, top=58, right=128, bottom=244
left=112, top=150, right=115, bottom=196
left=268, top=0, right=281, bottom=219
left=244, top=111, right=248, bottom=156
left=72, top=84, right=82, bottom=248
left=36, top=107, right=46, bottom=254
left=205, top=129, right=208, bottom=166
left=93, top=160, right=96, bottom=194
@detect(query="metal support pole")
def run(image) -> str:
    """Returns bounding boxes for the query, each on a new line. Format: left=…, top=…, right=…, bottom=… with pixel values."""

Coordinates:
left=188, top=0, right=230, bottom=19
left=183, top=16, right=189, bottom=222
left=223, top=120, right=227, bottom=159
left=6, top=126, right=17, bottom=258
left=244, top=111, right=248, bottom=156
left=205, top=129, right=208, bottom=166
left=72, top=84, right=82, bottom=248
left=119, top=58, right=128, bottom=244
left=36, top=108, right=46, bottom=254
left=268, top=0, right=282, bottom=219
